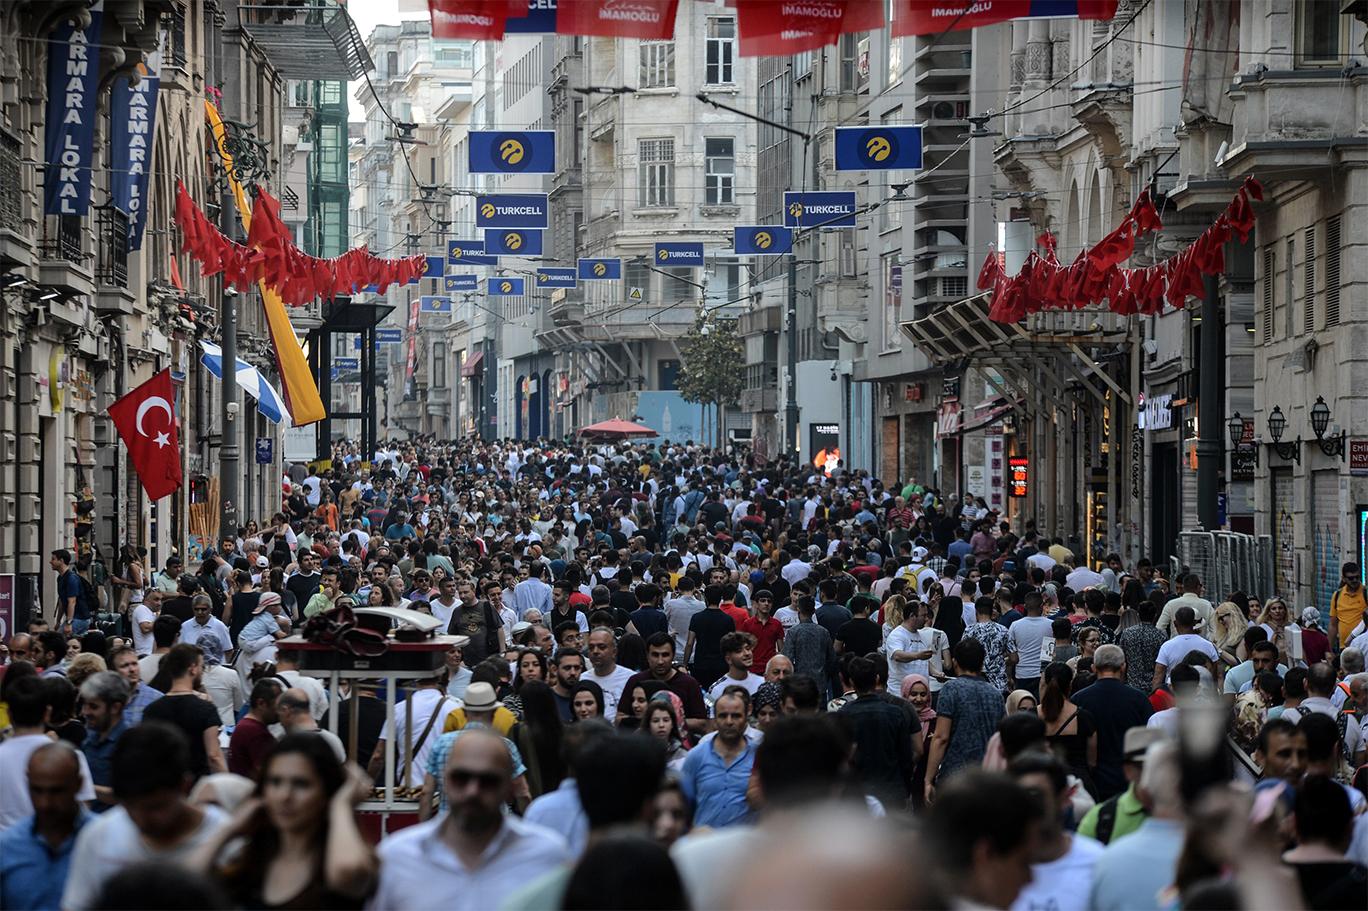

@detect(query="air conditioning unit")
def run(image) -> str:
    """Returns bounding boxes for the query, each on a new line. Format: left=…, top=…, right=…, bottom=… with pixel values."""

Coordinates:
left=932, top=101, right=955, bottom=120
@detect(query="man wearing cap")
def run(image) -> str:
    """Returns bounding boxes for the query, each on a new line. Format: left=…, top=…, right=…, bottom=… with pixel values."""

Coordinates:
left=1077, top=727, right=1164, bottom=845
left=1089, top=740, right=1187, bottom=911
left=419, top=682, right=529, bottom=819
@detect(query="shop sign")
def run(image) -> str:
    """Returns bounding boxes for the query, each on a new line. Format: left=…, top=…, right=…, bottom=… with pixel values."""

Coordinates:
left=1009, top=457, right=1029, bottom=498
left=1138, top=392, right=1172, bottom=430
left=1350, top=439, right=1368, bottom=477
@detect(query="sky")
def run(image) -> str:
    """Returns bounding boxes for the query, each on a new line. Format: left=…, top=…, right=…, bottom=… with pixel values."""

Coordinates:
left=344, top=0, right=425, bottom=121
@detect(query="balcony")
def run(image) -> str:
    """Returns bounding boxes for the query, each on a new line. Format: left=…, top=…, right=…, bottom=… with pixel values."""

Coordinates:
left=740, top=388, right=778, bottom=413
left=1221, top=67, right=1368, bottom=180
left=93, top=207, right=133, bottom=314
left=0, top=127, right=31, bottom=270
left=39, top=215, right=94, bottom=301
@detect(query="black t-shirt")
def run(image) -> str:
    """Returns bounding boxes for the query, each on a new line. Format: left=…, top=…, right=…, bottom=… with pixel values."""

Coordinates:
left=835, top=617, right=882, bottom=657
left=161, top=596, right=194, bottom=623
left=229, top=592, right=261, bottom=644
left=609, top=590, right=639, bottom=616
left=698, top=501, right=729, bottom=529
left=448, top=601, right=498, bottom=665
left=142, top=693, right=221, bottom=778
left=285, top=572, right=321, bottom=618
left=629, top=606, right=668, bottom=638
left=687, top=608, right=735, bottom=681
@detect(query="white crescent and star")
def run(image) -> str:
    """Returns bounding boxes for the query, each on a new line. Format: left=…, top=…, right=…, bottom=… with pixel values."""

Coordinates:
left=135, top=396, right=174, bottom=448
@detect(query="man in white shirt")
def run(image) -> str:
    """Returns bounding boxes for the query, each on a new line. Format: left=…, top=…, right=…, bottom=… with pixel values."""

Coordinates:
left=581, top=629, right=636, bottom=718
left=130, top=592, right=159, bottom=657
left=429, top=577, right=461, bottom=631
left=178, top=596, right=232, bottom=657
left=367, top=677, right=460, bottom=788
left=1008, top=593, right=1054, bottom=696
left=0, top=678, right=96, bottom=829
left=707, top=632, right=765, bottom=700
left=1152, top=606, right=1220, bottom=689
left=302, top=467, right=322, bottom=508
left=1064, top=557, right=1105, bottom=592
left=781, top=550, right=815, bottom=587
left=371, top=731, right=570, bottom=911
left=885, top=602, right=934, bottom=695
left=1155, top=572, right=1214, bottom=635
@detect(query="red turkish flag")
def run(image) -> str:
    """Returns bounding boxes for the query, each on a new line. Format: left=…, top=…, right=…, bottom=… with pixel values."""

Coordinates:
left=428, top=0, right=509, bottom=40
left=108, top=369, right=183, bottom=501
left=555, top=0, right=679, bottom=40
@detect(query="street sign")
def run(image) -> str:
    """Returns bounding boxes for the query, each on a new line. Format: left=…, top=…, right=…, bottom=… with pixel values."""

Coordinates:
left=469, top=130, right=555, bottom=173
left=536, top=268, right=576, bottom=288
left=488, top=277, right=526, bottom=296
left=445, top=274, right=478, bottom=292
left=733, top=225, right=792, bottom=255
left=420, top=295, right=453, bottom=313
left=448, top=240, right=498, bottom=266
left=255, top=437, right=274, bottom=465
left=783, top=191, right=857, bottom=229
left=654, top=242, right=705, bottom=266
left=834, top=125, right=923, bottom=171
left=628, top=287, right=643, bottom=300
left=484, top=228, right=544, bottom=256
left=1351, top=438, right=1368, bottom=477
left=475, top=193, right=549, bottom=229
left=578, top=258, right=622, bottom=280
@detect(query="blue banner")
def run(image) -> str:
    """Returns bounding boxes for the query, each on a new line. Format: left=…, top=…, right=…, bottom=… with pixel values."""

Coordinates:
left=834, top=126, right=923, bottom=171
left=475, top=194, right=549, bottom=229
left=488, top=277, right=526, bottom=296
left=44, top=2, right=104, bottom=215
left=421, top=295, right=453, bottom=313
left=578, top=258, right=622, bottom=281
left=654, top=242, right=705, bottom=266
left=448, top=239, right=498, bottom=267
left=485, top=228, right=544, bottom=256
left=424, top=255, right=445, bottom=278
left=469, top=130, right=555, bottom=174
left=536, top=267, right=577, bottom=289
left=734, top=226, right=793, bottom=255
left=783, top=191, right=857, bottom=229
left=506, top=0, right=557, bottom=32
left=334, top=357, right=360, bottom=371
left=110, top=58, right=159, bottom=250
left=255, top=438, right=274, bottom=465
left=376, top=329, right=404, bottom=344
left=445, top=274, right=478, bottom=292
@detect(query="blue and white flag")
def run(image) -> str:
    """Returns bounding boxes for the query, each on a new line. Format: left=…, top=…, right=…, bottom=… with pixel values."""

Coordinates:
left=199, top=341, right=286, bottom=425
left=654, top=242, right=705, bottom=266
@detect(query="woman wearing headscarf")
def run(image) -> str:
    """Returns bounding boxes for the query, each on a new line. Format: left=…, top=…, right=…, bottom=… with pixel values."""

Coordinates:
left=648, top=690, right=692, bottom=749
left=933, top=595, right=966, bottom=652
left=751, top=682, right=783, bottom=732
left=902, top=674, right=937, bottom=809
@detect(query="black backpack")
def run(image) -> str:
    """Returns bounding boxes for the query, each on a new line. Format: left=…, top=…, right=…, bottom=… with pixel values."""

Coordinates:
left=73, top=571, right=99, bottom=619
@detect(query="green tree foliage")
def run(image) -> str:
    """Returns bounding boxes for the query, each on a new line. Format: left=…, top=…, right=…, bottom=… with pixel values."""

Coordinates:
left=677, top=316, right=744, bottom=447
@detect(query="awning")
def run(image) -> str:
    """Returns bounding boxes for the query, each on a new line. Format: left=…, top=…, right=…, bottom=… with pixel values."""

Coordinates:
left=956, top=397, right=1023, bottom=436
left=199, top=341, right=286, bottom=424
left=460, top=350, right=485, bottom=378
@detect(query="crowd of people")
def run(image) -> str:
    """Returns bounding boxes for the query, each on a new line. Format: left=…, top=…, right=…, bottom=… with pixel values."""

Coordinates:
left=1, top=435, right=1367, bottom=910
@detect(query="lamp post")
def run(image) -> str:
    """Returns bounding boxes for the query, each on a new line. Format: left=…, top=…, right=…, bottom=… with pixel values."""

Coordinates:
left=1309, top=395, right=1347, bottom=460
left=1265, top=405, right=1302, bottom=464
left=1228, top=412, right=1258, bottom=467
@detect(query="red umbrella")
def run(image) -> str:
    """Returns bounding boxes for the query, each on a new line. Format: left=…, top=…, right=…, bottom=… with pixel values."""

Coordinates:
left=578, top=418, right=658, bottom=440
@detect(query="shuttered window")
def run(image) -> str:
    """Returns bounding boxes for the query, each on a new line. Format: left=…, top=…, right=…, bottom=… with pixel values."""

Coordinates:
left=1261, top=248, right=1275, bottom=343
left=1303, top=226, right=1316, bottom=332
left=1325, top=214, right=1341, bottom=327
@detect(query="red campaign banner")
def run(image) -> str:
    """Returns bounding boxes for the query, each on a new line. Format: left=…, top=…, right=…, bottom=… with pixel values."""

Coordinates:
left=737, top=1, right=886, bottom=56
left=555, top=0, right=680, bottom=40
left=108, top=369, right=184, bottom=501
left=893, top=0, right=1117, bottom=38
left=428, top=0, right=510, bottom=40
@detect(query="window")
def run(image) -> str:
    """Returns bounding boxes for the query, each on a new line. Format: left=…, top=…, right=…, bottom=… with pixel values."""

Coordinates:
left=385, top=51, right=398, bottom=78
left=432, top=341, right=447, bottom=387
left=883, top=255, right=902, bottom=351
left=1303, top=226, right=1316, bottom=333
left=663, top=267, right=695, bottom=302
left=626, top=261, right=651, bottom=300
left=705, top=257, right=742, bottom=307
left=638, top=138, right=675, bottom=207
left=1297, top=1, right=1343, bottom=66
left=639, top=41, right=675, bottom=88
left=705, top=18, right=735, bottom=84
left=705, top=138, right=734, bottom=205
left=1284, top=237, right=1295, bottom=338
left=1261, top=248, right=1274, bottom=343
left=1325, top=215, right=1341, bottom=326
left=658, top=359, right=681, bottom=391
left=940, top=275, right=968, bottom=299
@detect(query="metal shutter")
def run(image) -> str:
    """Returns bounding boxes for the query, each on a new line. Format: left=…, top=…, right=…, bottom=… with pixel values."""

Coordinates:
left=1311, top=469, right=1341, bottom=610
left=1271, top=467, right=1297, bottom=601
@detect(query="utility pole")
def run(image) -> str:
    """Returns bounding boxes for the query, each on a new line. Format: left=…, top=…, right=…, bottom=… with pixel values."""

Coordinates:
left=1196, top=272, right=1221, bottom=530
left=783, top=66, right=800, bottom=457
left=220, top=287, right=239, bottom=541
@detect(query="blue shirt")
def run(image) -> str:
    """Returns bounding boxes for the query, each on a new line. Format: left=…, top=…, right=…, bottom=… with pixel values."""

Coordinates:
left=81, top=719, right=128, bottom=813
left=678, top=737, right=755, bottom=829
left=523, top=778, right=588, bottom=856
left=512, top=578, right=554, bottom=619
left=123, top=684, right=163, bottom=727
left=0, top=810, right=93, bottom=910
left=1088, top=818, right=1185, bottom=911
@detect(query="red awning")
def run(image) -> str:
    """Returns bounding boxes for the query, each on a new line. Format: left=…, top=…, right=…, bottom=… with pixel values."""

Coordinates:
left=578, top=419, right=658, bottom=440
left=460, top=350, right=484, bottom=378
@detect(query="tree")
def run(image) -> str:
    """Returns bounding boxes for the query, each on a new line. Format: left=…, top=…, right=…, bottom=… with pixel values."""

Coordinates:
left=677, top=315, right=744, bottom=449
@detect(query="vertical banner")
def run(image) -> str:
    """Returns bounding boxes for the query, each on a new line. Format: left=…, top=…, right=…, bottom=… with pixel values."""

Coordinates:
left=110, top=55, right=160, bottom=250
left=44, top=1, right=104, bottom=215
left=405, top=297, right=421, bottom=395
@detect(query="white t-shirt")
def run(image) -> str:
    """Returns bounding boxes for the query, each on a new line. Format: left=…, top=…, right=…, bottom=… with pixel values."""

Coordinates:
left=1066, top=567, right=1106, bottom=590
left=707, top=672, right=765, bottom=703
left=1009, top=616, right=1055, bottom=680
left=62, top=804, right=227, bottom=911
left=0, top=734, right=97, bottom=829
left=379, top=689, right=460, bottom=787
left=302, top=475, right=322, bottom=507
left=131, top=604, right=157, bottom=656
left=920, top=627, right=951, bottom=693
left=429, top=597, right=459, bottom=631
left=885, top=625, right=928, bottom=694
left=583, top=665, right=636, bottom=719
left=772, top=606, right=800, bottom=632
left=1009, top=833, right=1105, bottom=911
left=138, top=652, right=164, bottom=685
left=1155, top=633, right=1220, bottom=678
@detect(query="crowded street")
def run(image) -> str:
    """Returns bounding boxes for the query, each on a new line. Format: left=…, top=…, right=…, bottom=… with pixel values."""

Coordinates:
left=2, top=1, right=1368, bottom=910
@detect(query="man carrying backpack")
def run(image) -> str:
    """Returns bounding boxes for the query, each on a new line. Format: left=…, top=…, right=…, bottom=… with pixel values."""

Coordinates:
left=1077, top=727, right=1164, bottom=845
left=49, top=549, right=92, bottom=636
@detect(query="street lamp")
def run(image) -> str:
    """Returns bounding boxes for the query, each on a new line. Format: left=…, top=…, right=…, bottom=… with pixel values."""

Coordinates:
left=1309, top=395, right=1347, bottom=460
left=1228, top=412, right=1258, bottom=466
left=1265, top=405, right=1301, bottom=464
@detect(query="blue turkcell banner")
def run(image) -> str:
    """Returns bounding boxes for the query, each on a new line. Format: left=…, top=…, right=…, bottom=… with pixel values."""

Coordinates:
left=448, top=239, right=498, bottom=267
left=536, top=267, right=577, bottom=289
left=834, top=125, right=923, bottom=171
left=110, top=56, right=159, bottom=250
left=578, top=258, right=622, bottom=280
left=783, top=191, right=858, bottom=229
left=475, top=194, right=549, bottom=229
left=734, top=226, right=793, bottom=255
left=334, top=357, right=360, bottom=371
left=488, top=277, right=526, bottom=296
left=44, top=1, right=104, bottom=215
left=469, top=131, right=555, bottom=174
left=484, top=228, right=544, bottom=257
left=654, top=242, right=705, bottom=266
left=506, top=0, right=557, bottom=32
left=445, top=274, right=478, bottom=292
left=420, top=295, right=453, bottom=313
left=376, top=329, right=404, bottom=344
left=424, top=255, right=445, bottom=278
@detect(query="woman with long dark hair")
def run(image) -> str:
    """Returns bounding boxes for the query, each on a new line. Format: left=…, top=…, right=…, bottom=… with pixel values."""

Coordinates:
left=933, top=595, right=966, bottom=652
left=511, top=681, right=565, bottom=799
left=1038, top=661, right=1098, bottom=798
left=198, top=735, right=376, bottom=908
left=503, top=648, right=548, bottom=719
left=571, top=680, right=605, bottom=721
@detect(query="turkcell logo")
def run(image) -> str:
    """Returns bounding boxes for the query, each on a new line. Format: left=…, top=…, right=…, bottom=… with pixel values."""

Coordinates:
left=577, top=258, right=622, bottom=280
left=420, top=296, right=453, bottom=313
left=376, top=329, right=404, bottom=344
left=783, top=191, right=857, bottom=229
left=505, top=0, right=556, bottom=32
left=445, top=274, right=478, bottom=292
left=469, top=131, right=554, bottom=174
left=487, top=277, right=526, bottom=296
left=536, top=268, right=577, bottom=289
left=447, top=239, right=497, bottom=266
left=475, top=193, right=549, bottom=229
left=833, top=125, right=923, bottom=171
left=484, top=228, right=544, bottom=256
left=424, top=255, right=444, bottom=278
left=734, top=225, right=793, bottom=255
left=654, top=242, right=705, bottom=266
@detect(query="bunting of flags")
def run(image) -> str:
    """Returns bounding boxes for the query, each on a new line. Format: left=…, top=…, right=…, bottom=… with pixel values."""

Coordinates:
left=979, top=176, right=1263, bottom=324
